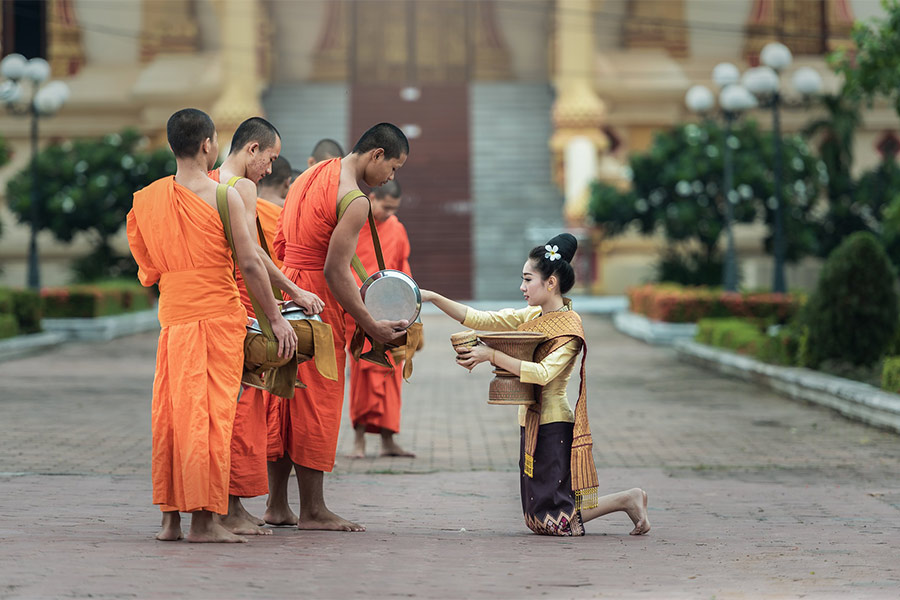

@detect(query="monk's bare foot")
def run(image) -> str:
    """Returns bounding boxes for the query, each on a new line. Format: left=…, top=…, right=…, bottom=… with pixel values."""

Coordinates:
left=156, top=511, right=183, bottom=541
left=219, top=513, right=273, bottom=536
left=187, top=512, right=247, bottom=543
left=380, top=433, right=415, bottom=457
left=298, top=508, right=365, bottom=532
left=264, top=505, right=298, bottom=527
left=625, top=488, right=651, bottom=535
left=232, top=498, right=265, bottom=527
left=351, top=427, right=366, bottom=459
left=380, top=442, right=415, bottom=458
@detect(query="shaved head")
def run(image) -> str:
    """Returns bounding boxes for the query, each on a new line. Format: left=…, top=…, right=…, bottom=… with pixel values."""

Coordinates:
left=167, top=108, right=215, bottom=158
left=311, top=138, right=344, bottom=162
left=230, top=117, right=280, bottom=155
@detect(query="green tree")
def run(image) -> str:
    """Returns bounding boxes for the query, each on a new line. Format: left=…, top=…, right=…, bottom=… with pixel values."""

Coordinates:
left=831, top=0, right=900, bottom=118
left=5, top=129, right=175, bottom=281
left=589, top=120, right=822, bottom=286
left=803, top=231, right=898, bottom=368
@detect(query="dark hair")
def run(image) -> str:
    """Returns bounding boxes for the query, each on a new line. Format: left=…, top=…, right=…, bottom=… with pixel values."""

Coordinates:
left=229, top=117, right=280, bottom=155
left=166, top=108, right=215, bottom=158
left=372, top=180, right=401, bottom=199
left=528, top=233, right=578, bottom=294
left=259, top=156, right=292, bottom=188
left=352, top=123, right=409, bottom=160
left=311, top=138, right=344, bottom=162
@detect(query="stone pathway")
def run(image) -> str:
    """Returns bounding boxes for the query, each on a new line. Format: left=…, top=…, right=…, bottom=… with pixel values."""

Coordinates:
left=0, top=314, right=898, bottom=598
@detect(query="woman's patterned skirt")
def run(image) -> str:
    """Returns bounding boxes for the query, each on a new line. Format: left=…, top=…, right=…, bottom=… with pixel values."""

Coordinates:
left=519, top=422, right=585, bottom=536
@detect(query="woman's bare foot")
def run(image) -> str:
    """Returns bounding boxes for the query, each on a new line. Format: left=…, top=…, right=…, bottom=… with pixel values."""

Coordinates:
left=625, top=488, right=651, bottom=535
left=156, top=511, right=183, bottom=541
left=298, top=507, right=365, bottom=532
left=231, top=497, right=265, bottom=527
left=219, top=513, right=273, bottom=536
left=187, top=511, right=247, bottom=543
left=263, top=504, right=298, bottom=527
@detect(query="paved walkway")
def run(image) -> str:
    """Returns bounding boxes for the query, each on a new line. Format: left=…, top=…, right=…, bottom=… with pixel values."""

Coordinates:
left=1, top=314, right=899, bottom=598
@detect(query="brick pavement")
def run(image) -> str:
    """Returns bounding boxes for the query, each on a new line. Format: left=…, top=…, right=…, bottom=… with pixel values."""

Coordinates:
left=0, top=314, right=899, bottom=598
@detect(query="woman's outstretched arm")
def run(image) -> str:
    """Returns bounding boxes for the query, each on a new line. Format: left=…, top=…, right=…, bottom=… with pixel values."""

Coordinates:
left=421, top=289, right=469, bottom=324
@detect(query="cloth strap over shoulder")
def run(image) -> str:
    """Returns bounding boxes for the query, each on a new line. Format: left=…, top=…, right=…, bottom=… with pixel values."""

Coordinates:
left=337, top=190, right=385, bottom=282
left=221, top=176, right=280, bottom=299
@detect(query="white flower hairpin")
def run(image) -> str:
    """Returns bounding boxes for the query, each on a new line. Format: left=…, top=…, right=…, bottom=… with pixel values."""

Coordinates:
left=544, top=244, right=561, bottom=261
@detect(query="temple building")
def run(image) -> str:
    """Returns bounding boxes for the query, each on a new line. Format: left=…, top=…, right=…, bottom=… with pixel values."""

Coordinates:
left=0, top=0, right=895, bottom=297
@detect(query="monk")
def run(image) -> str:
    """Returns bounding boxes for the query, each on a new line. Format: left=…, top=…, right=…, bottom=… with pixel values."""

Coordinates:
left=347, top=180, right=416, bottom=459
left=211, top=120, right=324, bottom=536
left=126, top=108, right=297, bottom=543
left=264, top=145, right=340, bottom=527
left=217, top=155, right=309, bottom=535
left=307, top=138, right=344, bottom=169
left=267, top=123, right=410, bottom=531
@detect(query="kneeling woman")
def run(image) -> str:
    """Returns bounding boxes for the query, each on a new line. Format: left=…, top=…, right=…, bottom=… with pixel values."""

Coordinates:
left=421, top=234, right=650, bottom=537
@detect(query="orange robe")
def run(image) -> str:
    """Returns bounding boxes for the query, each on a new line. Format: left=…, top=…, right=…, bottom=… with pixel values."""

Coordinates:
left=346, top=215, right=412, bottom=434
left=272, top=157, right=347, bottom=472
left=208, top=169, right=282, bottom=498
left=126, top=176, right=245, bottom=515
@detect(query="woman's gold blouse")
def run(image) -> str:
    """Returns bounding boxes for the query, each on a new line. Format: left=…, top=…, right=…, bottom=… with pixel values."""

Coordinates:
left=462, top=306, right=582, bottom=427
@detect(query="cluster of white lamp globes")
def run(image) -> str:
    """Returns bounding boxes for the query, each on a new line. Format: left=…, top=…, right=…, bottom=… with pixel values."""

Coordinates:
left=0, top=53, right=70, bottom=116
left=685, top=42, right=823, bottom=117
left=683, top=42, right=824, bottom=293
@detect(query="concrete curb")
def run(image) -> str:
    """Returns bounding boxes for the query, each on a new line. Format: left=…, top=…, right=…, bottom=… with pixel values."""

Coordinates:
left=675, top=340, right=900, bottom=434
left=0, top=331, right=68, bottom=362
left=613, top=310, right=698, bottom=345
left=42, top=308, right=159, bottom=342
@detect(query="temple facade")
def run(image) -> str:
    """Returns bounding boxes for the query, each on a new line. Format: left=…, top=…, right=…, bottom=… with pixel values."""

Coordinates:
left=0, top=0, right=895, bottom=296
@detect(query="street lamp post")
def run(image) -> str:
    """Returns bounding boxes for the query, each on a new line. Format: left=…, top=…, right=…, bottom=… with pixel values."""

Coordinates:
left=685, top=64, right=757, bottom=292
left=743, top=42, right=823, bottom=293
left=1, top=53, right=70, bottom=291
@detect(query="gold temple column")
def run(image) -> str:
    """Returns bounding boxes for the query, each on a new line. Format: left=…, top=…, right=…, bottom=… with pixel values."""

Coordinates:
left=210, top=0, right=265, bottom=149
left=549, top=0, right=608, bottom=225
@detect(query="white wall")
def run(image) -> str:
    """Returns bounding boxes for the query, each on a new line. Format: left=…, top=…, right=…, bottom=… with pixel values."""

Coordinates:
left=74, top=0, right=140, bottom=65
left=686, top=0, right=753, bottom=59
left=269, top=0, right=329, bottom=83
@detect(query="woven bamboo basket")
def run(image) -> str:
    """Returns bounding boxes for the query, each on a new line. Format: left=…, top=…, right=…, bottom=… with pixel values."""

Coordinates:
left=477, top=331, right=546, bottom=405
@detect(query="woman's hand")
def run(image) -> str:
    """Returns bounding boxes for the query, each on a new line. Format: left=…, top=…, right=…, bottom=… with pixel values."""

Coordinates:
left=420, top=289, right=437, bottom=303
left=455, top=342, right=494, bottom=370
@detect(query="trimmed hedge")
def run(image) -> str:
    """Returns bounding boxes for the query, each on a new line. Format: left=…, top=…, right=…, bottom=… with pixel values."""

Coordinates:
left=882, top=357, right=900, bottom=393
left=802, top=232, right=899, bottom=368
left=0, top=314, right=18, bottom=340
left=41, top=281, right=155, bottom=319
left=628, top=284, right=801, bottom=324
left=0, top=288, right=42, bottom=337
left=696, top=318, right=805, bottom=367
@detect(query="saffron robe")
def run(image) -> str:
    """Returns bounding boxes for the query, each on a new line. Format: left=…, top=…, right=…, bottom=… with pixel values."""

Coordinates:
left=272, top=157, right=348, bottom=472
left=127, top=176, right=245, bottom=515
left=346, top=215, right=411, bottom=434
left=209, top=168, right=282, bottom=498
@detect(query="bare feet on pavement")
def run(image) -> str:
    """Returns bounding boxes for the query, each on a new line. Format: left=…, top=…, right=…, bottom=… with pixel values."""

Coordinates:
left=264, top=504, right=298, bottom=527
left=156, top=511, right=183, bottom=541
left=298, top=507, right=365, bottom=532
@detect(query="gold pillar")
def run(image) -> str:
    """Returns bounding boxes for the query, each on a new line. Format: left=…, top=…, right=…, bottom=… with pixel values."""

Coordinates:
left=140, top=0, right=199, bottom=62
left=549, top=0, right=608, bottom=224
left=211, top=0, right=265, bottom=147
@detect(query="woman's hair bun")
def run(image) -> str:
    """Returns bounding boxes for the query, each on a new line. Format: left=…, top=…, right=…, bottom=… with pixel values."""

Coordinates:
left=545, top=233, right=577, bottom=262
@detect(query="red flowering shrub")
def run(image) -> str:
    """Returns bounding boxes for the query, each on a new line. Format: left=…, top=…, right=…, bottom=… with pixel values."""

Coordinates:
left=626, top=284, right=801, bottom=323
